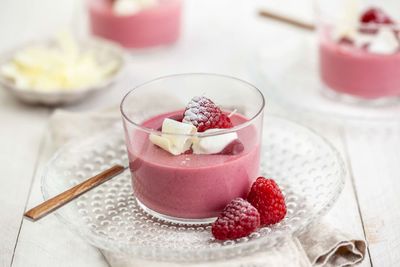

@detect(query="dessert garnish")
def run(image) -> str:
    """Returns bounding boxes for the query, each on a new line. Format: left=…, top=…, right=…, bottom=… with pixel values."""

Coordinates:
left=247, top=177, right=287, bottom=226
left=359, top=8, right=395, bottom=36
left=184, top=96, right=242, bottom=155
left=149, top=96, right=242, bottom=155
left=332, top=0, right=360, bottom=43
left=192, top=129, right=238, bottom=155
left=333, top=5, right=400, bottom=54
left=0, top=32, right=120, bottom=92
left=182, top=96, right=233, bottom=132
left=149, top=118, right=197, bottom=156
left=211, top=177, right=287, bottom=240
left=360, top=7, right=393, bottom=26
left=211, top=198, right=260, bottom=241
left=368, top=27, right=399, bottom=54
left=113, top=0, right=157, bottom=16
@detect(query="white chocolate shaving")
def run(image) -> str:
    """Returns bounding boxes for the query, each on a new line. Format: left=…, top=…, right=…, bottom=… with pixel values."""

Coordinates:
left=149, top=118, right=197, bottom=155
left=332, top=0, right=361, bottom=42
left=354, top=32, right=375, bottom=48
left=192, top=129, right=238, bottom=155
left=0, top=31, right=119, bottom=91
left=149, top=134, right=181, bottom=156
left=368, top=28, right=399, bottom=55
left=113, top=0, right=141, bottom=16
left=113, top=0, right=157, bottom=16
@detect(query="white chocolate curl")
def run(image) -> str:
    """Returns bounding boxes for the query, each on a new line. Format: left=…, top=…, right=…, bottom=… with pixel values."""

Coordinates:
left=0, top=31, right=119, bottom=91
left=149, top=119, right=197, bottom=155
left=113, top=0, right=157, bottom=16
left=332, top=0, right=361, bottom=42
left=368, top=28, right=399, bottom=55
left=192, top=129, right=238, bottom=155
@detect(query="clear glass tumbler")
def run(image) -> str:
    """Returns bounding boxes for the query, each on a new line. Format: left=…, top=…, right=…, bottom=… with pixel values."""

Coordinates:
left=317, top=0, right=400, bottom=103
left=120, top=73, right=265, bottom=224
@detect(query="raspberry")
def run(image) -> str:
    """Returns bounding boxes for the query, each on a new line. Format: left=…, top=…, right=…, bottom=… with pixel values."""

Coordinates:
left=182, top=96, right=233, bottom=132
left=212, top=198, right=260, bottom=240
left=247, top=177, right=286, bottom=226
left=360, top=8, right=393, bottom=25
left=360, top=8, right=395, bottom=34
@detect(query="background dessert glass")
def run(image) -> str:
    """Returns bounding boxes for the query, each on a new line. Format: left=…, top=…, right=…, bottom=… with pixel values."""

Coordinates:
left=317, top=0, right=400, bottom=104
left=87, top=0, right=182, bottom=49
left=120, top=73, right=265, bottom=224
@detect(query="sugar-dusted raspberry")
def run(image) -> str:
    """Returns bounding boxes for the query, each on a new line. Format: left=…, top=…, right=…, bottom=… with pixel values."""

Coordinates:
left=182, top=96, right=233, bottom=132
left=211, top=198, right=260, bottom=240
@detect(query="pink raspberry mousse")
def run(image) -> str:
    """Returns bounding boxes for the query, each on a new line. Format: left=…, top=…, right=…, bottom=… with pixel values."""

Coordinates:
left=88, top=0, right=182, bottom=48
left=126, top=111, right=261, bottom=219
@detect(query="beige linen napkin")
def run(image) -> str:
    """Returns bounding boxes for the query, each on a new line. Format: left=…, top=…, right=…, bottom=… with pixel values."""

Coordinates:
left=48, top=108, right=366, bottom=267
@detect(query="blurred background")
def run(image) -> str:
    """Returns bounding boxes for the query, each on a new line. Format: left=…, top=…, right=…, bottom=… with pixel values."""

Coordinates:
left=0, top=0, right=313, bottom=109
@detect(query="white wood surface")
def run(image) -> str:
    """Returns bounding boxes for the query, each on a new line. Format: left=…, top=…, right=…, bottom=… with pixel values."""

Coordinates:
left=1, top=0, right=398, bottom=266
left=344, top=126, right=400, bottom=267
left=12, top=135, right=109, bottom=267
left=300, top=121, right=372, bottom=267
left=0, top=91, right=50, bottom=267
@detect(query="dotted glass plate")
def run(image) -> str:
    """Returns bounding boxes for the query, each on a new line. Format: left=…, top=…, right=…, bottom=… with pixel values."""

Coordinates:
left=41, top=116, right=345, bottom=262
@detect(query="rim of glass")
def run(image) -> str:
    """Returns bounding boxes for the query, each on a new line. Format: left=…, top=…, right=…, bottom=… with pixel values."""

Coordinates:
left=120, top=73, right=266, bottom=137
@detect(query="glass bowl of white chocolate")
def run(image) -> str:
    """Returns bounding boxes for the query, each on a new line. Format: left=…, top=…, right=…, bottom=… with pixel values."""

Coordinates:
left=0, top=32, right=125, bottom=105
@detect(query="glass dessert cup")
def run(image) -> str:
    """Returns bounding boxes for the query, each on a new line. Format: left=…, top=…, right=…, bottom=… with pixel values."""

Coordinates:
left=120, top=73, right=265, bottom=224
left=317, top=0, right=400, bottom=104
left=87, top=0, right=182, bottom=49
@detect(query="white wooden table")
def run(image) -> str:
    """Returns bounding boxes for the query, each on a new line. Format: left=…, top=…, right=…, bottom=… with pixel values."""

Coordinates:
left=1, top=0, right=399, bottom=266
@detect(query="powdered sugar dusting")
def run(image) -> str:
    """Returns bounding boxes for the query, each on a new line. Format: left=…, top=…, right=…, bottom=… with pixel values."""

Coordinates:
left=183, top=97, right=209, bottom=124
left=182, top=96, right=233, bottom=132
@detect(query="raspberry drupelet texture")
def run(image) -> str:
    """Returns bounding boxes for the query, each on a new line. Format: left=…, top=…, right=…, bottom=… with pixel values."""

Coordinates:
left=247, top=177, right=287, bottom=226
left=182, top=96, right=233, bottom=132
left=211, top=198, right=260, bottom=240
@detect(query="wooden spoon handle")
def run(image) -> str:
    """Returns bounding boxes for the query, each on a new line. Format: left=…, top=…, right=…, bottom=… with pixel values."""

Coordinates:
left=258, top=9, right=315, bottom=31
left=24, top=164, right=127, bottom=221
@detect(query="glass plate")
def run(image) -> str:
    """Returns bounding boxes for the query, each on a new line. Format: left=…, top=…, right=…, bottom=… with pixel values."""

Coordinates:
left=41, top=116, right=345, bottom=262
left=256, top=39, right=400, bottom=122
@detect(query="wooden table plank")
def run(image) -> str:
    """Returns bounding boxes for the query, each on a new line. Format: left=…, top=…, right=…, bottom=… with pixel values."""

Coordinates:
left=324, top=126, right=372, bottom=267
left=0, top=92, right=50, bottom=267
left=344, top=125, right=400, bottom=267
left=12, top=134, right=109, bottom=267
left=324, top=136, right=372, bottom=267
